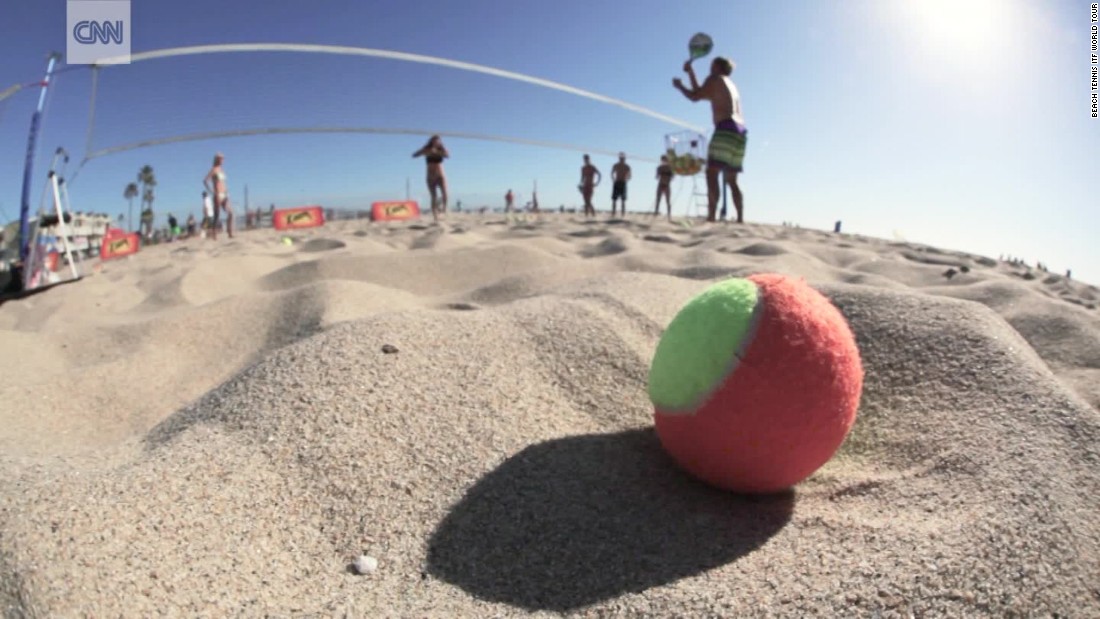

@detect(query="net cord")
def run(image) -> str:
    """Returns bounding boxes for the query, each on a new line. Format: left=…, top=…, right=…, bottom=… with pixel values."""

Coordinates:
left=89, top=43, right=703, bottom=133
left=63, top=43, right=700, bottom=185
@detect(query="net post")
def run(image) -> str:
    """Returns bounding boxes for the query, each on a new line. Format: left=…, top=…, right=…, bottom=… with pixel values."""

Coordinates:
left=18, top=52, right=62, bottom=264
left=84, top=66, right=100, bottom=159
left=55, top=177, right=80, bottom=281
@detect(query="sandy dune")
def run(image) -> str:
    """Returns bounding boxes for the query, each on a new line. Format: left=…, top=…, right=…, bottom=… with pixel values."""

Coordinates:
left=1, top=214, right=1098, bottom=617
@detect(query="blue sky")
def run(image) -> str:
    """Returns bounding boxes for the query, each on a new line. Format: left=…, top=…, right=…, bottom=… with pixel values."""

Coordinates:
left=1, top=0, right=1096, bottom=283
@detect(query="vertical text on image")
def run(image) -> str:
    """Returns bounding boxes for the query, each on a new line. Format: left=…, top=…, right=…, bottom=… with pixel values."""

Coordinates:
left=1092, top=4, right=1099, bottom=117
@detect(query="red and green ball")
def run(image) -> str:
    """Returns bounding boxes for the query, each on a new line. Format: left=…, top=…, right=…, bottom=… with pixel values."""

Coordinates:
left=648, top=273, right=864, bottom=494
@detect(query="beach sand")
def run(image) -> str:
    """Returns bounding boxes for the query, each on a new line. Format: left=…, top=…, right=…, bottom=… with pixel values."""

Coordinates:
left=1, top=213, right=1098, bottom=617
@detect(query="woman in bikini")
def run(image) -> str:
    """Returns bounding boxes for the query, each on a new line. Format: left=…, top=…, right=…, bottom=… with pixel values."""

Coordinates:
left=412, top=135, right=449, bottom=221
left=203, top=153, right=234, bottom=239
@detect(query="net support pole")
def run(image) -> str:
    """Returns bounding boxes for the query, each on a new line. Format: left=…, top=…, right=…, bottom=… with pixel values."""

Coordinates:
left=54, top=176, right=80, bottom=281
left=18, top=52, right=62, bottom=264
left=84, top=66, right=100, bottom=158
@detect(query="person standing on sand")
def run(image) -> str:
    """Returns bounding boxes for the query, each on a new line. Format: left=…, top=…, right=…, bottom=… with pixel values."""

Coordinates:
left=412, top=135, right=449, bottom=221
left=610, top=153, right=632, bottom=218
left=167, top=213, right=179, bottom=240
left=673, top=56, right=747, bottom=223
left=203, top=153, right=234, bottom=239
left=654, top=155, right=673, bottom=219
left=579, top=154, right=601, bottom=218
left=201, top=191, right=214, bottom=239
left=505, top=189, right=515, bottom=213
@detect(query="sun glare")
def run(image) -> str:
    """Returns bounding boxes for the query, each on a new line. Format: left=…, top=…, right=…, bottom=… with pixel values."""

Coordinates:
left=900, top=0, right=1006, bottom=62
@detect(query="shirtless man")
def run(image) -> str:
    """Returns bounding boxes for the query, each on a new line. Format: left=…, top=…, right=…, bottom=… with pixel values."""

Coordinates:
left=610, top=153, right=632, bottom=218
left=673, top=56, right=747, bottom=223
left=579, top=154, right=601, bottom=218
left=654, top=155, right=673, bottom=219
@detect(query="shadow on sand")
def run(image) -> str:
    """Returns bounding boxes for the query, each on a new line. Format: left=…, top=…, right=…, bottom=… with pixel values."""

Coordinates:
left=426, top=428, right=794, bottom=613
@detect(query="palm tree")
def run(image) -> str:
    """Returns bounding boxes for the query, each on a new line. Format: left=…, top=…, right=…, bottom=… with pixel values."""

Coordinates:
left=123, top=182, right=138, bottom=232
left=137, top=164, right=157, bottom=218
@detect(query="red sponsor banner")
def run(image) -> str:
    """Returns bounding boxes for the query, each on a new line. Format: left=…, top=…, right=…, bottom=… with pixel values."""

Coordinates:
left=273, top=206, right=325, bottom=230
left=100, top=233, right=141, bottom=260
left=104, top=226, right=129, bottom=240
left=371, top=201, right=421, bottom=222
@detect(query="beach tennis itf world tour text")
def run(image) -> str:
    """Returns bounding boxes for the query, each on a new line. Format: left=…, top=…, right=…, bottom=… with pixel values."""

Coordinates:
left=1092, top=3, right=1098, bottom=117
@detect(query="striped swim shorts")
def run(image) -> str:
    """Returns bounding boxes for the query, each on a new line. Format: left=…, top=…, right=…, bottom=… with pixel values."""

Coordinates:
left=707, top=120, right=748, bottom=173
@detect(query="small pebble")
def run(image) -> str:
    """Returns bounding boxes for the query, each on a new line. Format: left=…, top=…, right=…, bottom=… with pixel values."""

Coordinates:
left=381, top=344, right=399, bottom=354
left=353, top=555, right=378, bottom=575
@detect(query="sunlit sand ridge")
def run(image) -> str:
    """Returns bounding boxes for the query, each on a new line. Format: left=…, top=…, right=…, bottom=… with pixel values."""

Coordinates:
left=1, top=214, right=1098, bottom=616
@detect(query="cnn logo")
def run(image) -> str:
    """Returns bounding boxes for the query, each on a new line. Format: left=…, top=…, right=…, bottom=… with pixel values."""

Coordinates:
left=66, top=1, right=130, bottom=65
left=73, top=20, right=124, bottom=45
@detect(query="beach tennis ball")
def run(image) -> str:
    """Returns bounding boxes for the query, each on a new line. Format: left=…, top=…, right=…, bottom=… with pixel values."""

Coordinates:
left=648, top=273, right=863, bottom=494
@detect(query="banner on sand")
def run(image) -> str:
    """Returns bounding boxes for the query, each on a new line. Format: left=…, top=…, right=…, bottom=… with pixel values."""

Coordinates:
left=45, top=251, right=60, bottom=272
left=100, top=232, right=140, bottom=260
left=273, top=206, right=326, bottom=231
left=371, top=201, right=420, bottom=222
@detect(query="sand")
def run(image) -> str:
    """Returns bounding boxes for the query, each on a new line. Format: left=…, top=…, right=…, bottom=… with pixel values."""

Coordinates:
left=1, top=213, right=1098, bottom=617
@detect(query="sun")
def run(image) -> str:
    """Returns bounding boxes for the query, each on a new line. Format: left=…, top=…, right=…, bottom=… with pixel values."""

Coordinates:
left=899, top=0, right=1005, bottom=62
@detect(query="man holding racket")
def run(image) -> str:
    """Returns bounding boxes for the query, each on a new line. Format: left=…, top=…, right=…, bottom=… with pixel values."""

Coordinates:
left=673, top=55, right=747, bottom=223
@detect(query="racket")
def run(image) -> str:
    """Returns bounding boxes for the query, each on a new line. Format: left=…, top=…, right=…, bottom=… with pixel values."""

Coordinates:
left=688, top=32, right=714, bottom=64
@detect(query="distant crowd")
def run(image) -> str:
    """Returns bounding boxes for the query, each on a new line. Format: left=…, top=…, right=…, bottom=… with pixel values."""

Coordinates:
left=138, top=200, right=276, bottom=245
left=1001, top=255, right=1071, bottom=280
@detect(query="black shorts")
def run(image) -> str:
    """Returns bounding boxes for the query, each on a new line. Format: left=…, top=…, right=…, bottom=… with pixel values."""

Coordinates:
left=612, top=181, right=627, bottom=201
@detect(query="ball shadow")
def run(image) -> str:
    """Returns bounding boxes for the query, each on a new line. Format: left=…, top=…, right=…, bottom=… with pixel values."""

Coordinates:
left=425, top=428, right=794, bottom=612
